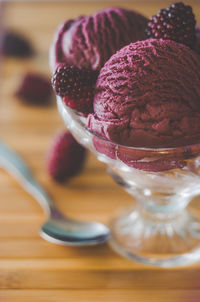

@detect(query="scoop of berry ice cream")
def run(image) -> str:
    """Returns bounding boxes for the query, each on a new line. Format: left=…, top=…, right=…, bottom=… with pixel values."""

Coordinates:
left=49, top=7, right=148, bottom=73
left=88, top=39, right=200, bottom=148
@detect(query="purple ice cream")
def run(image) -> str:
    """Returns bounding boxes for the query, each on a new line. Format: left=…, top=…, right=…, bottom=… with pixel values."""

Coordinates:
left=49, top=7, right=148, bottom=73
left=88, top=39, right=200, bottom=149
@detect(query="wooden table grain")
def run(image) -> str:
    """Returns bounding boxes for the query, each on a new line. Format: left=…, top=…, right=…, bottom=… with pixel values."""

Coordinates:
left=1, top=1, right=200, bottom=301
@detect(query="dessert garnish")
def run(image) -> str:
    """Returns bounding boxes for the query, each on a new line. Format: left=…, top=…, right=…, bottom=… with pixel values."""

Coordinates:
left=2, top=30, right=34, bottom=58
left=146, top=2, right=196, bottom=49
left=16, top=73, right=52, bottom=105
left=52, top=65, right=98, bottom=114
left=47, top=131, right=86, bottom=183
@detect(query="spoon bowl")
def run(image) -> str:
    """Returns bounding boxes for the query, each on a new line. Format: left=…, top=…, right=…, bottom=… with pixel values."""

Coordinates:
left=40, top=216, right=109, bottom=245
left=0, top=141, right=110, bottom=246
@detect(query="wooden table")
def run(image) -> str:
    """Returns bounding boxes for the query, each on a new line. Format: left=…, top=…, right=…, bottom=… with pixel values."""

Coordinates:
left=1, top=1, right=200, bottom=301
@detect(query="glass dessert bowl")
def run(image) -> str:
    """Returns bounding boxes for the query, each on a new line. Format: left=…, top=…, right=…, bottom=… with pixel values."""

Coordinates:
left=57, top=96, right=200, bottom=267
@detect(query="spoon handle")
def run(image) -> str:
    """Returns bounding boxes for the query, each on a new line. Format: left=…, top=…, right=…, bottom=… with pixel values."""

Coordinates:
left=0, top=141, right=54, bottom=216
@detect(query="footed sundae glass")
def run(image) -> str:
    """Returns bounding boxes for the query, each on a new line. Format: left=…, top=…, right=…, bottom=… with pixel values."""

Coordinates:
left=57, top=96, right=200, bottom=268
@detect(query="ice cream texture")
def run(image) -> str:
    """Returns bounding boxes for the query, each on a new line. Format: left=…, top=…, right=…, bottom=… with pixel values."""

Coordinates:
left=88, top=39, right=200, bottom=148
left=49, top=7, right=148, bottom=73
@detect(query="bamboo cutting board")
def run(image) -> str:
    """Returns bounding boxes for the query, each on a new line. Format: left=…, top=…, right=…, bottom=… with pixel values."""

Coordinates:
left=1, top=1, right=200, bottom=301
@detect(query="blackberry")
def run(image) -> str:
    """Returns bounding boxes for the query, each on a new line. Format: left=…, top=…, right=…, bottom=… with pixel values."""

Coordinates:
left=52, top=65, right=98, bottom=114
left=146, top=2, right=196, bottom=48
left=16, top=73, right=52, bottom=105
left=2, top=31, right=34, bottom=58
left=47, top=131, right=86, bottom=183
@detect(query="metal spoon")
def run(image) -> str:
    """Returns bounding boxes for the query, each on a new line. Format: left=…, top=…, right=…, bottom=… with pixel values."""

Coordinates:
left=0, top=141, right=109, bottom=245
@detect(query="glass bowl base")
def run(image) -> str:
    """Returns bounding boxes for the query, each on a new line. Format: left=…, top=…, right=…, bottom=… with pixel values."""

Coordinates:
left=109, top=205, right=200, bottom=267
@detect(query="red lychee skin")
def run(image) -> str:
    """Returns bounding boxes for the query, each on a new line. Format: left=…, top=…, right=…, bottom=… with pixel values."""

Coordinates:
left=47, top=131, right=86, bottom=183
left=16, top=73, right=52, bottom=105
